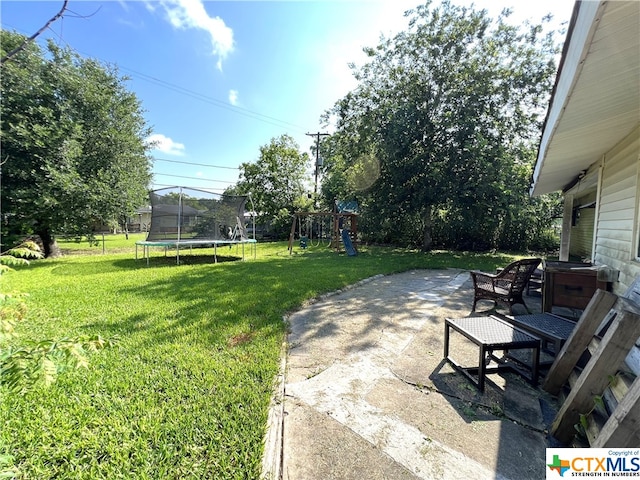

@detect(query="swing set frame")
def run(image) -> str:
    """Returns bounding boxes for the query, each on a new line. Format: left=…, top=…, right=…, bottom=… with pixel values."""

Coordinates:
left=287, top=204, right=359, bottom=255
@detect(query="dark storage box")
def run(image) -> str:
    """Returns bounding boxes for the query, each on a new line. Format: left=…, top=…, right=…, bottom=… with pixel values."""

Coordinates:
left=542, top=261, right=618, bottom=313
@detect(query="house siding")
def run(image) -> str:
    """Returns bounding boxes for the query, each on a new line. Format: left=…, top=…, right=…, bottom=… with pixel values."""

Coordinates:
left=593, top=125, right=640, bottom=293
left=591, top=126, right=640, bottom=375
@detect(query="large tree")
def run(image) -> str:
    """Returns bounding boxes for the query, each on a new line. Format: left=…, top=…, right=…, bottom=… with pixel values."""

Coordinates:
left=321, top=0, right=560, bottom=250
left=1, top=31, right=153, bottom=256
left=232, top=134, right=310, bottom=238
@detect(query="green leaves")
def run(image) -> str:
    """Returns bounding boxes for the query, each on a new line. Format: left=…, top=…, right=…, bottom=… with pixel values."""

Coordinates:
left=1, top=238, right=115, bottom=394
left=234, top=134, right=311, bottom=238
left=1, top=31, right=152, bottom=255
left=321, top=0, right=561, bottom=250
left=0, top=241, right=43, bottom=276
left=1, top=335, right=117, bottom=394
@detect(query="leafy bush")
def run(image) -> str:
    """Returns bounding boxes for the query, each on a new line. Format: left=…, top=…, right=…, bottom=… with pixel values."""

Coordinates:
left=1, top=242, right=115, bottom=394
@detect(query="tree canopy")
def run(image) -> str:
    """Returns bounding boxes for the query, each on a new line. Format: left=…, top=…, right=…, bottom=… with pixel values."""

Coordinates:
left=231, top=134, right=311, bottom=238
left=1, top=31, right=153, bottom=256
left=320, top=0, right=562, bottom=251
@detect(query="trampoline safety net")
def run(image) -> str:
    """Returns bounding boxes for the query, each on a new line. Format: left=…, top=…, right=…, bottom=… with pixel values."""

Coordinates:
left=146, top=187, right=249, bottom=242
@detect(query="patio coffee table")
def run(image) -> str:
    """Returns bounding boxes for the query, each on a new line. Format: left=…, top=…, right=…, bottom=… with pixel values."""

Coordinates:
left=444, top=315, right=541, bottom=392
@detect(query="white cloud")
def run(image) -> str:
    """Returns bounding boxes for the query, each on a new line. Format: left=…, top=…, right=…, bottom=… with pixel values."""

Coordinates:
left=146, top=133, right=186, bottom=156
left=228, top=89, right=239, bottom=106
left=155, top=0, right=234, bottom=70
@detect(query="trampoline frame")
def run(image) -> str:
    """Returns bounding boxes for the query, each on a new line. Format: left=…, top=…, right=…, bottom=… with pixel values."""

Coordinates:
left=135, top=239, right=257, bottom=265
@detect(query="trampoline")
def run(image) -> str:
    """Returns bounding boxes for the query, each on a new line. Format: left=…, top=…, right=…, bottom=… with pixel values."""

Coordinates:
left=135, top=187, right=257, bottom=265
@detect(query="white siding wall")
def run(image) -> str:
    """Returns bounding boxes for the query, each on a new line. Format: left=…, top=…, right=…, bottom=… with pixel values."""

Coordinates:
left=593, top=125, right=640, bottom=293
left=592, top=125, right=640, bottom=375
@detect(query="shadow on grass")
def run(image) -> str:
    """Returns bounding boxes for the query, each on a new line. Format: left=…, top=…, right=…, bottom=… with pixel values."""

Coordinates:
left=120, top=254, right=244, bottom=267
left=80, top=250, right=441, bottom=354
left=79, top=255, right=339, bottom=352
left=32, top=247, right=530, bottom=359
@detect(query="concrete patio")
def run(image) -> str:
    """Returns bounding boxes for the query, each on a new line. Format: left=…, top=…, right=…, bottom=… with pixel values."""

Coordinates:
left=263, top=269, right=566, bottom=480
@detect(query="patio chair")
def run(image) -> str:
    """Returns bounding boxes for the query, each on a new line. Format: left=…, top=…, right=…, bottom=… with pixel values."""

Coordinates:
left=471, top=258, right=542, bottom=314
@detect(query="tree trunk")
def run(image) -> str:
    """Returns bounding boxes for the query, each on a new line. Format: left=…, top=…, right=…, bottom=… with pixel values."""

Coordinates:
left=422, top=206, right=433, bottom=252
left=122, top=222, right=129, bottom=240
left=36, top=228, right=61, bottom=258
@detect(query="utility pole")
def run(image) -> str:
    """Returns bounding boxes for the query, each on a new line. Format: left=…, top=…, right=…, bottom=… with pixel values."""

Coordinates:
left=306, top=131, right=329, bottom=208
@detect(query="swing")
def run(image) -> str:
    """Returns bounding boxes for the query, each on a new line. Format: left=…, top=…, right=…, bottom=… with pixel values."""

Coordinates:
left=300, top=216, right=309, bottom=249
left=322, top=215, right=332, bottom=247
left=311, top=215, right=321, bottom=247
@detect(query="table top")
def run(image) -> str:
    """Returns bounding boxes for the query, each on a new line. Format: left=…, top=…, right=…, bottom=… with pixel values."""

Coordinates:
left=507, top=313, right=576, bottom=340
left=446, top=316, right=540, bottom=347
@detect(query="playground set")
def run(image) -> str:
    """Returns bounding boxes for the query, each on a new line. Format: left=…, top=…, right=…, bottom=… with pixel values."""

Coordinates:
left=288, top=201, right=359, bottom=256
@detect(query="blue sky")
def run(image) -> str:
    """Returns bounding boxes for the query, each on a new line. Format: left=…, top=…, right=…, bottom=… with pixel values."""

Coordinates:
left=1, top=0, right=575, bottom=194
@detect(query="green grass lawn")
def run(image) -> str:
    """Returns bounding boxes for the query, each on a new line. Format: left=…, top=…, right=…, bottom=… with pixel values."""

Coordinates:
left=0, top=236, right=525, bottom=479
left=57, top=232, right=149, bottom=255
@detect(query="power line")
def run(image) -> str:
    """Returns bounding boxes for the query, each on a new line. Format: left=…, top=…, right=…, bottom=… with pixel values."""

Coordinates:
left=1, top=21, right=309, bottom=134
left=151, top=182, right=227, bottom=193
left=0, top=0, right=69, bottom=65
left=153, top=172, right=236, bottom=184
left=152, top=157, right=240, bottom=170
left=124, top=67, right=308, bottom=133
